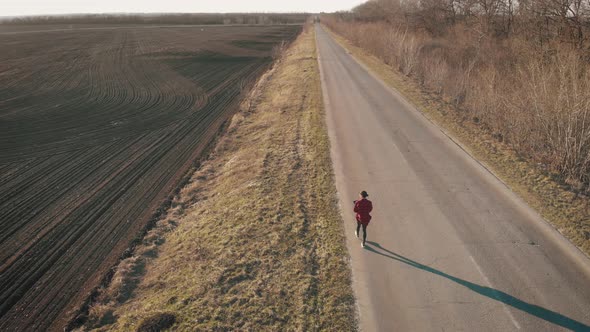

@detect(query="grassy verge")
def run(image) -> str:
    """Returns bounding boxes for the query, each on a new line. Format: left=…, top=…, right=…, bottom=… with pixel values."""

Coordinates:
left=324, top=26, right=590, bottom=258
left=80, top=27, right=356, bottom=331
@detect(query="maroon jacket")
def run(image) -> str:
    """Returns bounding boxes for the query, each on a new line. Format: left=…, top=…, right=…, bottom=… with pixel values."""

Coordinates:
left=354, top=198, right=373, bottom=224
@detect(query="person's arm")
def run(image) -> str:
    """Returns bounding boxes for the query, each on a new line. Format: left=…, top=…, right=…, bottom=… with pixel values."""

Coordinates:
left=368, top=201, right=373, bottom=213
left=354, top=201, right=359, bottom=213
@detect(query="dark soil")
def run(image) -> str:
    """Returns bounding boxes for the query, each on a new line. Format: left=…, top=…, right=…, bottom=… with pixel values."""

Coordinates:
left=0, top=24, right=301, bottom=331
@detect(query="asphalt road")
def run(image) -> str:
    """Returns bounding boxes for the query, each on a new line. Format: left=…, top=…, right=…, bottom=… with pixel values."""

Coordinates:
left=315, top=24, right=590, bottom=331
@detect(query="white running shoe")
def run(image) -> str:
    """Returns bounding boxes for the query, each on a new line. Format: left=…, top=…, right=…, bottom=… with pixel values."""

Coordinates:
left=355, top=230, right=359, bottom=238
left=361, top=242, right=365, bottom=248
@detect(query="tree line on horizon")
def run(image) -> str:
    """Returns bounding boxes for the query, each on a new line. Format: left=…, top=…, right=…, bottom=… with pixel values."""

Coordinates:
left=343, top=0, right=590, bottom=47
left=0, top=13, right=310, bottom=25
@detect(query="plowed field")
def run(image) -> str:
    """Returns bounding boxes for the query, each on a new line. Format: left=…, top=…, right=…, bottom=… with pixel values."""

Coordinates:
left=0, top=24, right=301, bottom=331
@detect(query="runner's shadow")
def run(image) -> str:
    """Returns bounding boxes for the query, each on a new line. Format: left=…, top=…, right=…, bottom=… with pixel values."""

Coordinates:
left=365, top=241, right=590, bottom=331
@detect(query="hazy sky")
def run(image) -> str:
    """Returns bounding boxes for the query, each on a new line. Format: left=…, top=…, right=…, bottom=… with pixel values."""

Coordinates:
left=1, top=0, right=366, bottom=16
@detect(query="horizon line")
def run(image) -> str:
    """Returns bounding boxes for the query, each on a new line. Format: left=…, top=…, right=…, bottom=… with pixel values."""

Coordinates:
left=0, top=11, right=329, bottom=19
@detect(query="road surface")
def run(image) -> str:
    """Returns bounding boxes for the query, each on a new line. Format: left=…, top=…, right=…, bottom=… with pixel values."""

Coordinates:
left=315, top=24, right=590, bottom=331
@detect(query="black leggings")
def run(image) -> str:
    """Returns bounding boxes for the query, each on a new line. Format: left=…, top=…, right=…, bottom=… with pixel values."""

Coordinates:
left=357, top=222, right=367, bottom=242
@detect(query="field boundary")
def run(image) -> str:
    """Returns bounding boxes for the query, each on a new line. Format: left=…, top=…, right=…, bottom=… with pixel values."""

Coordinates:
left=65, top=116, right=233, bottom=331
left=66, top=34, right=292, bottom=331
left=76, top=26, right=356, bottom=331
left=321, top=25, right=590, bottom=259
left=0, top=25, right=302, bottom=331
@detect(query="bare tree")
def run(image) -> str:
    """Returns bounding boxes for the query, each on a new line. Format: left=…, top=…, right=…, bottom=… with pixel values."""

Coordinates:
left=323, top=0, right=590, bottom=189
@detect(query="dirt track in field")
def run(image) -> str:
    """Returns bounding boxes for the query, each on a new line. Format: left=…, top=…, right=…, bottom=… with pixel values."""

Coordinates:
left=0, top=24, right=300, bottom=331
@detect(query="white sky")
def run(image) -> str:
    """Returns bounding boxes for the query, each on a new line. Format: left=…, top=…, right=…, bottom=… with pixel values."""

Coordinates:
left=1, top=0, right=365, bottom=16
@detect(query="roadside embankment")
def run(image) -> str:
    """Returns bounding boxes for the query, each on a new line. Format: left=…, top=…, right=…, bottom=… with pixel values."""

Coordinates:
left=79, top=26, right=356, bottom=331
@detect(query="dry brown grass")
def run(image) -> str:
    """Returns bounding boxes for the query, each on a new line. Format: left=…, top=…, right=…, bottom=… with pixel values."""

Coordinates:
left=323, top=18, right=590, bottom=190
left=80, top=27, right=355, bottom=331
left=322, top=25, right=590, bottom=258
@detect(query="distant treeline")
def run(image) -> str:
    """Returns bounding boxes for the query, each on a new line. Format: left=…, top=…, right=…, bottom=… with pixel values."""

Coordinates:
left=0, top=13, right=309, bottom=25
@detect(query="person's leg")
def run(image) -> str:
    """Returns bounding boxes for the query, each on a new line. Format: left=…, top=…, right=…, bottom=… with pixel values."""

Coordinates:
left=356, top=222, right=361, bottom=238
left=362, top=223, right=367, bottom=245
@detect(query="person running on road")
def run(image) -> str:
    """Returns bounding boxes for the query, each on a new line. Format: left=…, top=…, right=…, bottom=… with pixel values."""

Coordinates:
left=354, top=190, right=373, bottom=248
